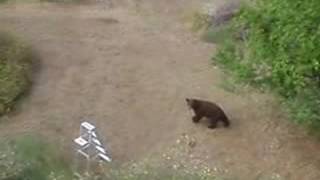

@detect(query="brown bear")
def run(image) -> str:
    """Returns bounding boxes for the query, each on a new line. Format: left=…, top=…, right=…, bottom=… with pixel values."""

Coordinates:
left=186, top=98, right=230, bottom=129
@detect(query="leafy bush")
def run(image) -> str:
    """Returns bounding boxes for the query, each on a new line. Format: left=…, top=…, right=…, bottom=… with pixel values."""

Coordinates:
left=213, top=0, right=320, bottom=134
left=237, top=0, right=320, bottom=96
left=0, top=135, right=72, bottom=180
left=0, top=31, right=34, bottom=116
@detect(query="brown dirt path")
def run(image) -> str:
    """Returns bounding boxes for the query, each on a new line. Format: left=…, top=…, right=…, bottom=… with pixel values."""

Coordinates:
left=0, top=1, right=320, bottom=179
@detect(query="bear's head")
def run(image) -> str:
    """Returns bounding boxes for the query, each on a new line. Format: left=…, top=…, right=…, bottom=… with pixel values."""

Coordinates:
left=186, top=98, right=195, bottom=109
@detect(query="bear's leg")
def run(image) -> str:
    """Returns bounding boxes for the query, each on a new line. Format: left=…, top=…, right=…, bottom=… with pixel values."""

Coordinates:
left=192, top=115, right=202, bottom=123
left=222, top=118, right=230, bottom=127
left=208, top=119, right=217, bottom=129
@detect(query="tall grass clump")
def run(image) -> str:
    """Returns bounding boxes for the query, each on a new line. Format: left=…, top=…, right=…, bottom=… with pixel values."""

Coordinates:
left=213, top=0, right=320, bottom=135
left=0, top=135, right=73, bottom=180
left=0, top=31, right=34, bottom=116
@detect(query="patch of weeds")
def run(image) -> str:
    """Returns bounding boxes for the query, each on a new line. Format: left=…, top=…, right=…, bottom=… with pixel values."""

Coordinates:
left=182, top=9, right=211, bottom=33
left=102, top=166, right=225, bottom=180
left=190, top=11, right=211, bottom=32
left=202, top=24, right=235, bottom=44
left=284, top=87, right=320, bottom=137
left=218, top=75, right=245, bottom=94
left=100, top=133, right=232, bottom=180
left=0, top=31, right=35, bottom=116
left=214, top=39, right=256, bottom=83
left=212, top=0, right=320, bottom=135
left=0, top=135, right=73, bottom=180
left=39, top=0, right=88, bottom=3
left=0, top=0, right=9, bottom=4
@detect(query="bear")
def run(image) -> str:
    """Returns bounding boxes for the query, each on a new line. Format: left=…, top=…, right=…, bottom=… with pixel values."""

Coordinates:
left=186, top=98, right=230, bottom=129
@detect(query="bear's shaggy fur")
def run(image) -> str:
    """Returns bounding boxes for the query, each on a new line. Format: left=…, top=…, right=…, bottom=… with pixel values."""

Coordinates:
left=186, top=98, right=230, bottom=129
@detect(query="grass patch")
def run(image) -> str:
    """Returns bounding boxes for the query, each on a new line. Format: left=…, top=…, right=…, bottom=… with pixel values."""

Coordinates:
left=1, top=134, right=229, bottom=180
left=0, top=31, right=35, bottom=116
left=202, top=24, right=235, bottom=44
left=182, top=8, right=212, bottom=33
left=0, top=135, right=73, bottom=180
left=0, top=0, right=87, bottom=4
left=99, top=162, right=227, bottom=180
left=104, top=169, right=224, bottom=180
left=39, top=0, right=87, bottom=3
left=0, top=0, right=9, bottom=4
left=211, top=0, right=320, bottom=136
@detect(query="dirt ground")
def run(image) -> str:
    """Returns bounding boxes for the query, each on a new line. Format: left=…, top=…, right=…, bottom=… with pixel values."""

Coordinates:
left=1, top=0, right=320, bottom=179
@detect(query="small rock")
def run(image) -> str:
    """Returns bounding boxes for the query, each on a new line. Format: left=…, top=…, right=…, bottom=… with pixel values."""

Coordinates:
left=188, top=140, right=197, bottom=148
left=173, top=164, right=179, bottom=169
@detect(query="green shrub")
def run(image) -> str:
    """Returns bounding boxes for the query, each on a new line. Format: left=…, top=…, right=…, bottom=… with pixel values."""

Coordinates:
left=213, top=0, right=320, bottom=134
left=0, top=135, right=72, bottom=180
left=0, top=31, right=34, bottom=116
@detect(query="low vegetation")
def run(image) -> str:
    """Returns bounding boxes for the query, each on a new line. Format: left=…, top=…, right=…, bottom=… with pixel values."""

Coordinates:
left=0, top=135, right=224, bottom=180
left=0, top=0, right=8, bottom=4
left=0, top=135, right=72, bottom=180
left=209, top=0, right=320, bottom=135
left=104, top=168, right=223, bottom=180
left=39, top=0, right=87, bottom=3
left=0, top=0, right=86, bottom=4
left=0, top=31, right=34, bottom=116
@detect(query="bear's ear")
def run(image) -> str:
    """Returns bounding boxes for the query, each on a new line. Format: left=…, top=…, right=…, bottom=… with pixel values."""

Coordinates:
left=186, top=98, right=193, bottom=106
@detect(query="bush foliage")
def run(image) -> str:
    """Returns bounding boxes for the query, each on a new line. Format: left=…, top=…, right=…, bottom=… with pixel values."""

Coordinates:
left=0, top=31, right=34, bottom=116
left=213, top=0, right=320, bottom=134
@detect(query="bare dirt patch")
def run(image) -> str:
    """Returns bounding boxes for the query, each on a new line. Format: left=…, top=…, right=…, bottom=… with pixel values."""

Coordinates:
left=0, top=1, right=320, bottom=180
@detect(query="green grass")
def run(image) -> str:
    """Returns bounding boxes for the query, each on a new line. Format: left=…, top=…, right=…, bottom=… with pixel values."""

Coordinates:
left=101, top=164, right=225, bottom=180
left=0, top=135, right=226, bottom=180
left=202, top=25, right=235, bottom=44
left=0, top=135, right=73, bottom=180
left=0, top=31, right=35, bottom=116
left=39, top=0, right=87, bottom=3
left=182, top=9, right=212, bottom=33
left=0, top=0, right=87, bottom=4
left=104, top=171, right=222, bottom=180
left=211, top=0, right=320, bottom=136
left=0, top=0, right=8, bottom=4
